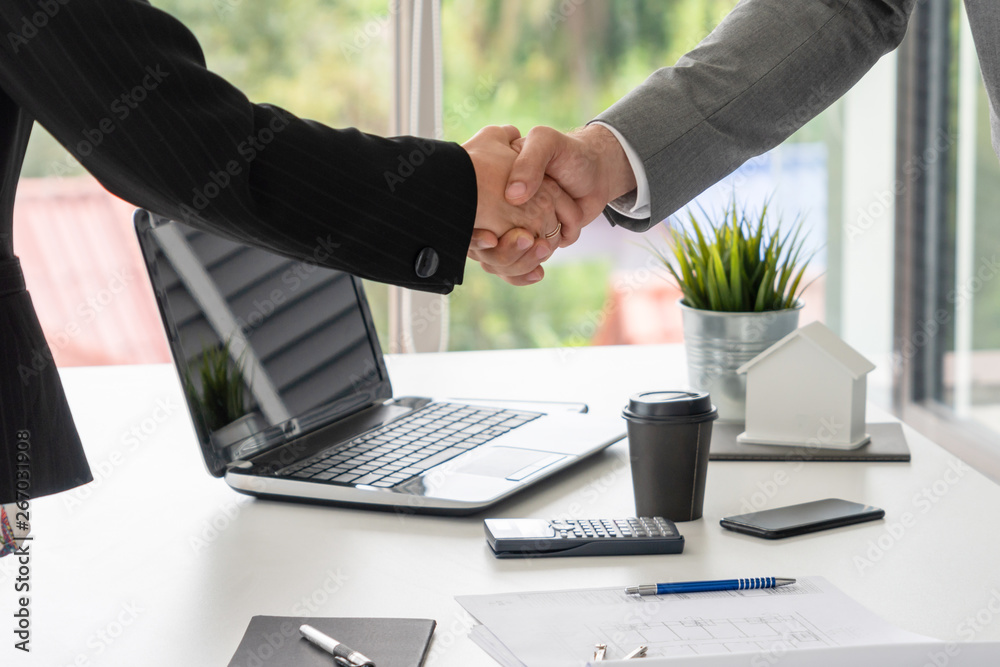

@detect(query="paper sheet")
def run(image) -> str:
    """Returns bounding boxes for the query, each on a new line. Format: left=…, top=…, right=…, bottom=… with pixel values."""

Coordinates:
left=469, top=625, right=522, bottom=667
left=456, top=577, right=931, bottom=666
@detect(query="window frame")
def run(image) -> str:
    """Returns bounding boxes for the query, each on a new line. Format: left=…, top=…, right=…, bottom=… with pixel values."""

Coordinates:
left=892, top=0, right=1000, bottom=482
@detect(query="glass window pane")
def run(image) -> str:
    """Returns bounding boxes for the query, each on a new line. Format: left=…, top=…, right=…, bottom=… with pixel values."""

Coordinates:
left=937, top=12, right=1000, bottom=435
left=441, top=0, right=854, bottom=354
left=965, top=91, right=1000, bottom=431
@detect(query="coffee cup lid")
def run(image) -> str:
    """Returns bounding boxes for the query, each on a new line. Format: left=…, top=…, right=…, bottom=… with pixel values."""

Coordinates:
left=623, top=390, right=717, bottom=422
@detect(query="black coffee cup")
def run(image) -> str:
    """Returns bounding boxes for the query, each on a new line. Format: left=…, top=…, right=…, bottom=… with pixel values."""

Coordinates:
left=622, top=391, right=718, bottom=522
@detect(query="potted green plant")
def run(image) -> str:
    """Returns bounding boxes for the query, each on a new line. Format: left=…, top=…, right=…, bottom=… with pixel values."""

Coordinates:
left=649, top=200, right=814, bottom=422
left=184, top=339, right=263, bottom=448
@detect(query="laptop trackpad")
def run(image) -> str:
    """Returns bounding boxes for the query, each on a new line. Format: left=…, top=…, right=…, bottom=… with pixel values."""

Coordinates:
left=453, top=447, right=568, bottom=480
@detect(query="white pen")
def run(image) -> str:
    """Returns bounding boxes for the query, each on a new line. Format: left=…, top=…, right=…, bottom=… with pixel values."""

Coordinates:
left=299, top=624, right=375, bottom=667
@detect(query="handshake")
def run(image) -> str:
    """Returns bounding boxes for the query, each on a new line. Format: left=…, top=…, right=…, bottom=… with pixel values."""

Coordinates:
left=462, top=124, right=638, bottom=286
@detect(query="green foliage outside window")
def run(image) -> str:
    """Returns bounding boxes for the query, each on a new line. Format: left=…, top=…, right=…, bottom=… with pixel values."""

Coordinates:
left=439, top=0, right=743, bottom=350
left=440, top=0, right=739, bottom=142
left=447, top=259, right=615, bottom=350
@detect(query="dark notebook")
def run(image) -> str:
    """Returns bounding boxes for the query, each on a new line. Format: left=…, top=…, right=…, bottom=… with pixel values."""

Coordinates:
left=227, top=616, right=436, bottom=667
left=709, top=422, right=911, bottom=462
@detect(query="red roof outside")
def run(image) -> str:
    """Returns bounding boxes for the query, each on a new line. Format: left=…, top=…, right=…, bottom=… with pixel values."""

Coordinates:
left=13, top=176, right=171, bottom=367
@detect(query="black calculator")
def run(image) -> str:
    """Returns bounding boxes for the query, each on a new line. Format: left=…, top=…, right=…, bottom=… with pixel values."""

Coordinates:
left=484, top=517, right=684, bottom=558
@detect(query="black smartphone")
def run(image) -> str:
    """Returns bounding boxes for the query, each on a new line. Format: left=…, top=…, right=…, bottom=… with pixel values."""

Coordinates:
left=720, top=498, right=884, bottom=539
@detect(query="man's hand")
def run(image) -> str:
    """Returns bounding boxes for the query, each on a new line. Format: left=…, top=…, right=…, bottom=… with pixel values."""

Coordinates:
left=469, top=124, right=638, bottom=285
left=509, top=124, right=636, bottom=225
left=462, top=125, right=583, bottom=285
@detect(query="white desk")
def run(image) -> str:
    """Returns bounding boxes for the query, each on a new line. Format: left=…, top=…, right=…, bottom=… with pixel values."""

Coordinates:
left=3, top=344, right=1000, bottom=666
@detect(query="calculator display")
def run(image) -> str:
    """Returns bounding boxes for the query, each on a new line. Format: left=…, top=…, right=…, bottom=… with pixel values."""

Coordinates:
left=485, top=519, right=557, bottom=540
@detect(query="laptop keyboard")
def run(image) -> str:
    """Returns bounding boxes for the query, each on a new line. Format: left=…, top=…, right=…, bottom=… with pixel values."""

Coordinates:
left=277, top=402, right=541, bottom=488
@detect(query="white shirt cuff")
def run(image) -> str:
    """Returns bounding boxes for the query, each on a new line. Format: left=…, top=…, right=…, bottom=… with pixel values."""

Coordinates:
left=591, top=121, right=651, bottom=219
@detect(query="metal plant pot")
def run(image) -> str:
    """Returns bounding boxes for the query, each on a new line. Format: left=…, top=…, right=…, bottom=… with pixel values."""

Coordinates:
left=680, top=301, right=803, bottom=423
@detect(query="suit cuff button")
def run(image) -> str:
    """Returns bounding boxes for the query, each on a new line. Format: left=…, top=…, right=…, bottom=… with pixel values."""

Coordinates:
left=414, top=247, right=440, bottom=278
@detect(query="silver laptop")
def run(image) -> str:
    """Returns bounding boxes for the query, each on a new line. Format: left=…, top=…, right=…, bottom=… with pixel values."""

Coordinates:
left=133, top=210, right=624, bottom=515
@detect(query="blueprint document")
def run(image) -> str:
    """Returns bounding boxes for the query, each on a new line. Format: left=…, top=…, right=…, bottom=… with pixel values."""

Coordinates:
left=456, top=577, right=936, bottom=666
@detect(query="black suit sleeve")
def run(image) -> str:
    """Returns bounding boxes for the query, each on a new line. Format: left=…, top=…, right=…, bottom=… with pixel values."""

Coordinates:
left=0, top=0, right=477, bottom=293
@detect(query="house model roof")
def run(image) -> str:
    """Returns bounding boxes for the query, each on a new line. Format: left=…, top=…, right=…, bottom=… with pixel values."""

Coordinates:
left=736, top=321, right=876, bottom=380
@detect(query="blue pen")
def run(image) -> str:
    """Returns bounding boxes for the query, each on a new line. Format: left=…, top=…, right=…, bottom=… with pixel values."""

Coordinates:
left=625, top=577, right=796, bottom=596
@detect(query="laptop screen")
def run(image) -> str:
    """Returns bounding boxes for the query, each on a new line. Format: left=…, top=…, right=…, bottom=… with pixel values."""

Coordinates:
left=134, top=212, right=392, bottom=476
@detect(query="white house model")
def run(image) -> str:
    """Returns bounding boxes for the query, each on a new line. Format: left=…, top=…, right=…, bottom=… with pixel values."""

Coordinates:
left=735, top=321, right=876, bottom=450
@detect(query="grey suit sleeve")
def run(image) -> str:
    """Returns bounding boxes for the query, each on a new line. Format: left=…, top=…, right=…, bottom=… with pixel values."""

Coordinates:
left=596, top=0, right=915, bottom=231
left=965, top=0, right=1000, bottom=159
